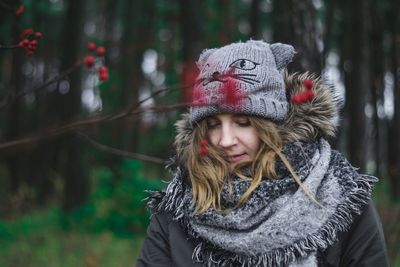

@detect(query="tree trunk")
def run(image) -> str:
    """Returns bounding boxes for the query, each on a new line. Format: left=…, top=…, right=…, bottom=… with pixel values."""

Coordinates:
left=321, top=0, right=335, bottom=69
left=271, top=0, right=321, bottom=73
left=341, top=0, right=369, bottom=172
left=368, top=0, right=385, bottom=178
left=249, top=0, right=262, bottom=39
left=387, top=0, right=400, bottom=199
left=6, top=12, right=28, bottom=193
left=179, top=0, right=204, bottom=102
left=58, top=0, right=88, bottom=211
left=180, top=0, right=204, bottom=60
left=218, top=0, right=232, bottom=45
left=118, top=0, right=155, bottom=151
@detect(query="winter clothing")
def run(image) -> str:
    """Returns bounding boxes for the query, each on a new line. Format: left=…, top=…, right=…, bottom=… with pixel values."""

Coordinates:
left=137, top=200, right=387, bottom=267
left=137, top=47, right=388, bottom=266
left=190, top=40, right=295, bottom=126
left=141, top=138, right=385, bottom=267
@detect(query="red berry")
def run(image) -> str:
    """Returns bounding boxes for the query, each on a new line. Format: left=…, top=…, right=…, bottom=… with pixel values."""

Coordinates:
left=200, top=145, right=208, bottom=156
left=291, top=94, right=305, bottom=104
left=199, top=138, right=209, bottom=155
left=99, top=66, right=108, bottom=73
left=304, top=79, right=313, bottom=90
left=96, top=46, right=106, bottom=57
left=22, top=38, right=30, bottom=46
left=30, top=39, right=38, bottom=47
left=21, top=28, right=33, bottom=38
left=87, top=42, right=96, bottom=51
left=26, top=50, right=34, bottom=56
left=34, top=32, right=42, bottom=39
left=99, top=71, right=108, bottom=81
left=85, top=55, right=95, bottom=67
left=16, top=5, right=24, bottom=16
left=306, top=90, right=316, bottom=101
left=18, top=41, right=24, bottom=48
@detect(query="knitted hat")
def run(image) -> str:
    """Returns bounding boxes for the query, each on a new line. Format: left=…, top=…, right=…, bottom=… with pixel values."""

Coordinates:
left=189, top=40, right=295, bottom=127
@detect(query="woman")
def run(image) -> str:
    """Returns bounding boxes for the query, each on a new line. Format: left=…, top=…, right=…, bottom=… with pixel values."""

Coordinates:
left=137, top=40, right=388, bottom=266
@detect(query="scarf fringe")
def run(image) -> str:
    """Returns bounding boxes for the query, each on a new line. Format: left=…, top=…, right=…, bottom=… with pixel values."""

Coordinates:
left=145, top=158, right=378, bottom=267
left=188, top=173, right=377, bottom=267
left=146, top=167, right=186, bottom=220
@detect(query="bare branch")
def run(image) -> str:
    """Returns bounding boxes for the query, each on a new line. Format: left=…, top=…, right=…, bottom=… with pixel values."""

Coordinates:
left=77, top=131, right=165, bottom=164
left=0, top=101, right=193, bottom=152
left=0, top=44, right=19, bottom=49
left=16, top=59, right=85, bottom=98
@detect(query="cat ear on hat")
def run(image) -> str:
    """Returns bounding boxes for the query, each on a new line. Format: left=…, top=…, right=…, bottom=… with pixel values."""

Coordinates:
left=270, top=43, right=295, bottom=70
left=196, top=48, right=217, bottom=69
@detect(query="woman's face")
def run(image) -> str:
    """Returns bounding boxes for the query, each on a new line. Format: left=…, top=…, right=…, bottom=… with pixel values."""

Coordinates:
left=206, top=114, right=260, bottom=170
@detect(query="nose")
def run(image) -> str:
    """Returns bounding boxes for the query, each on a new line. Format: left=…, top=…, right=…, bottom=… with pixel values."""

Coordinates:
left=212, top=71, right=220, bottom=79
left=218, top=125, right=237, bottom=148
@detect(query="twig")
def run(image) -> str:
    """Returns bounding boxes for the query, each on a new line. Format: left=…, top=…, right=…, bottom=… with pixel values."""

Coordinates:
left=16, top=59, right=84, bottom=98
left=0, top=44, right=19, bottom=49
left=77, top=131, right=165, bottom=164
left=0, top=101, right=194, bottom=152
left=0, top=60, right=85, bottom=110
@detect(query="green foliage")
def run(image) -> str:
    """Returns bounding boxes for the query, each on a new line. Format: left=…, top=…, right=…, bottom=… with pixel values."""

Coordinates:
left=64, top=159, right=163, bottom=238
left=0, top=208, right=144, bottom=267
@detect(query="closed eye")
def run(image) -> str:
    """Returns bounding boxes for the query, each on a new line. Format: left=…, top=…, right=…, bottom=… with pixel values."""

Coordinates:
left=229, top=59, right=259, bottom=70
left=206, top=117, right=220, bottom=129
left=234, top=116, right=251, bottom=127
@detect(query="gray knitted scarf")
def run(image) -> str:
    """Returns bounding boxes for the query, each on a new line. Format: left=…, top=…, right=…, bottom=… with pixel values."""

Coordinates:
left=148, top=139, right=377, bottom=267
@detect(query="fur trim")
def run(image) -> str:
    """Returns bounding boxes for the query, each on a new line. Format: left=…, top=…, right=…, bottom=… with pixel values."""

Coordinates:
left=280, top=72, right=344, bottom=143
left=173, top=113, right=193, bottom=169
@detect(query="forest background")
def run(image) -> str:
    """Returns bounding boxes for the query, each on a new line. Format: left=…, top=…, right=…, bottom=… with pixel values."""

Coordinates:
left=0, top=0, right=399, bottom=266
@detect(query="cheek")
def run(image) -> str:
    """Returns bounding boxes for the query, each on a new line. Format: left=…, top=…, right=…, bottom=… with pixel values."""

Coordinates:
left=207, top=130, right=219, bottom=147
left=244, top=130, right=260, bottom=154
left=249, top=138, right=260, bottom=153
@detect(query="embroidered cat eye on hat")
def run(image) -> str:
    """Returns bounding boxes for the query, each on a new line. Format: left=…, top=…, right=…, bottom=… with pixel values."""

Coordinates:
left=189, top=40, right=295, bottom=127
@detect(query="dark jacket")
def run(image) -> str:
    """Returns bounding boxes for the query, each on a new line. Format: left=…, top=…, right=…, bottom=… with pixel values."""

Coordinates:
left=137, top=200, right=388, bottom=267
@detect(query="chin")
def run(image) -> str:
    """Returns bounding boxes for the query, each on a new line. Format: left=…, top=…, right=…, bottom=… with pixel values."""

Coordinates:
left=229, top=161, right=251, bottom=172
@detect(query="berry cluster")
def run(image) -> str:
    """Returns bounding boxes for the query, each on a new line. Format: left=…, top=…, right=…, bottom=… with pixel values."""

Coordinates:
left=84, top=42, right=108, bottom=81
left=291, top=79, right=316, bottom=105
left=18, top=28, right=42, bottom=56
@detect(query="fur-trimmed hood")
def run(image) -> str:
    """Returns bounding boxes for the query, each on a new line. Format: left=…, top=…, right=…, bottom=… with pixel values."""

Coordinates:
left=174, top=72, right=343, bottom=166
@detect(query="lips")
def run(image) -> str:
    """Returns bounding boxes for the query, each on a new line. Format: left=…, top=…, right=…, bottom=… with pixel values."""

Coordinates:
left=226, top=153, right=247, bottom=163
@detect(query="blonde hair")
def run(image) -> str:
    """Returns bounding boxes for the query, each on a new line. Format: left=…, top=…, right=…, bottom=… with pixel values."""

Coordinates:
left=188, top=116, right=320, bottom=214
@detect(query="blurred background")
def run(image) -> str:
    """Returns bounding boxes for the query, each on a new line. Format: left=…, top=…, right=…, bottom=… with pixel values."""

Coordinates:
left=0, top=0, right=399, bottom=266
